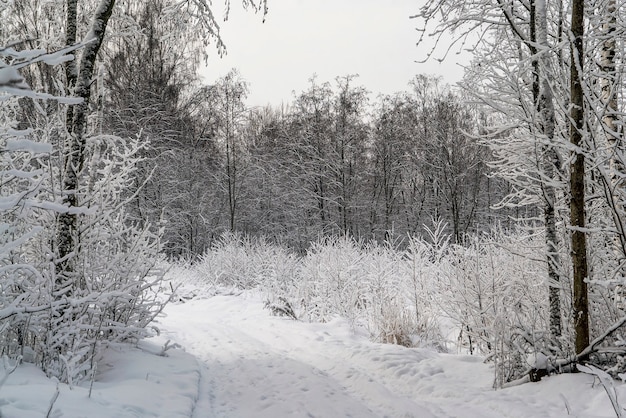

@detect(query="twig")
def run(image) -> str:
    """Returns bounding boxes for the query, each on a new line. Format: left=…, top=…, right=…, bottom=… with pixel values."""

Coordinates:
left=46, top=384, right=60, bottom=418
left=554, top=315, right=626, bottom=368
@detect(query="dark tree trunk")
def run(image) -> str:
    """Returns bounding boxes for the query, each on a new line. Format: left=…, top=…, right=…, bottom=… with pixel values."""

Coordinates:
left=569, top=0, right=590, bottom=356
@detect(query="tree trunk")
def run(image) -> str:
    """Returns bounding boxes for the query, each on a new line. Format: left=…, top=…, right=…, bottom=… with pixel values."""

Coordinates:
left=569, top=0, right=590, bottom=356
left=57, top=0, right=117, bottom=293
left=535, top=0, right=562, bottom=339
left=599, top=0, right=626, bottom=262
left=65, top=0, right=78, bottom=122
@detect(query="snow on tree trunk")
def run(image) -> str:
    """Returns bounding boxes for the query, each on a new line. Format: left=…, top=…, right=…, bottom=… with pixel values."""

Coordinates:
left=599, top=0, right=626, bottom=265
left=534, top=0, right=562, bottom=340
left=57, top=0, right=116, bottom=293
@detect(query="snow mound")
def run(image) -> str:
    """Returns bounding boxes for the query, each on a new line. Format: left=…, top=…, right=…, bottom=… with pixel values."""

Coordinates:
left=0, top=338, right=201, bottom=418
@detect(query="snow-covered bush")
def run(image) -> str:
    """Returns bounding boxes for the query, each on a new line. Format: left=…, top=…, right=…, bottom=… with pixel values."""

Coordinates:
left=181, top=235, right=442, bottom=349
left=401, top=232, right=448, bottom=350
left=296, top=236, right=369, bottom=324
left=171, top=224, right=578, bottom=383
left=0, top=122, right=53, bottom=364
left=427, top=226, right=562, bottom=385
left=0, top=45, right=168, bottom=383
left=0, top=45, right=74, bottom=375
left=42, top=132, right=167, bottom=383
left=182, top=232, right=299, bottom=295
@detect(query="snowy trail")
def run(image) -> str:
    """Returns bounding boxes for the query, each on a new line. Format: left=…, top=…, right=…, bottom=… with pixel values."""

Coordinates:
left=156, top=294, right=608, bottom=418
left=183, top=321, right=378, bottom=417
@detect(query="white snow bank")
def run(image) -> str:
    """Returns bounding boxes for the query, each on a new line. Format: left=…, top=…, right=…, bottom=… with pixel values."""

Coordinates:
left=0, top=337, right=201, bottom=418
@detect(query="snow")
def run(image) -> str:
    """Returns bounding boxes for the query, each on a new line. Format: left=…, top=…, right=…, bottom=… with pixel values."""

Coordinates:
left=0, top=86, right=83, bottom=103
left=0, top=67, right=27, bottom=88
left=0, top=340, right=200, bottom=418
left=527, top=351, right=550, bottom=370
left=5, top=138, right=53, bottom=154
left=1, top=281, right=625, bottom=417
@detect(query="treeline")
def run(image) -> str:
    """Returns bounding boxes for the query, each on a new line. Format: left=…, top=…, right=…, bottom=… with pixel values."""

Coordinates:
left=106, top=48, right=517, bottom=257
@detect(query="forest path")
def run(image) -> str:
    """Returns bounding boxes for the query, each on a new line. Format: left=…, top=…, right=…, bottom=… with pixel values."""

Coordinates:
left=156, top=293, right=587, bottom=418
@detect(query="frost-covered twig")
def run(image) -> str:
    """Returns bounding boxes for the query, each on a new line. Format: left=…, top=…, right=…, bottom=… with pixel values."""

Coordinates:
left=264, top=297, right=298, bottom=320
left=559, top=393, right=572, bottom=415
left=89, top=362, right=97, bottom=398
left=46, top=384, right=60, bottom=418
left=159, top=340, right=181, bottom=357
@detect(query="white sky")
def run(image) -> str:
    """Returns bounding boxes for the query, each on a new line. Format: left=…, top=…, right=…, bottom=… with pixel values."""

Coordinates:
left=201, top=0, right=471, bottom=107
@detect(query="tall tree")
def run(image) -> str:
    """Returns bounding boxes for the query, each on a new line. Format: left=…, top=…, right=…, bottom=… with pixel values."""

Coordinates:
left=569, top=0, right=589, bottom=356
left=290, top=77, right=337, bottom=234
left=331, top=75, right=369, bottom=236
left=212, top=69, right=250, bottom=232
left=414, top=0, right=574, bottom=379
left=535, top=0, right=563, bottom=339
left=57, top=0, right=117, bottom=296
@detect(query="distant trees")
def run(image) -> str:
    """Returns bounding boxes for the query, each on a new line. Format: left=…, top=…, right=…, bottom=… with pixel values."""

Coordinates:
left=369, top=93, right=415, bottom=240
left=413, top=86, right=490, bottom=243
left=212, top=69, right=250, bottom=232
left=101, top=2, right=268, bottom=259
left=103, top=0, right=216, bottom=257
left=282, top=76, right=369, bottom=238
left=368, top=76, right=500, bottom=244
left=160, top=73, right=505, bottom=252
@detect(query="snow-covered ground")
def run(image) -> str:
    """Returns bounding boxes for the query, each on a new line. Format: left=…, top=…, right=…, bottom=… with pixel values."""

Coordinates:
left=1, top=289, right=624, bottom=417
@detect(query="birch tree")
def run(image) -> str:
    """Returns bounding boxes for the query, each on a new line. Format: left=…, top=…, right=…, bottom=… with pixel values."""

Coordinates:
left=57, top=0, right=116, bottom=297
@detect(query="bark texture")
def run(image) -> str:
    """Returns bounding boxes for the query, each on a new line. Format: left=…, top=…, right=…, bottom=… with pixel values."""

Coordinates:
left=535, top=0, right=562, bottom=339
left=57, top=0, right=117, bottom=293
left=569, top=0, right=590, bottom=356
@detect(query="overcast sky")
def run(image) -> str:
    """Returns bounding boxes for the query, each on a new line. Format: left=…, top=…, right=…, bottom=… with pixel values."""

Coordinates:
left=201, top=0, right=470, bottom=107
